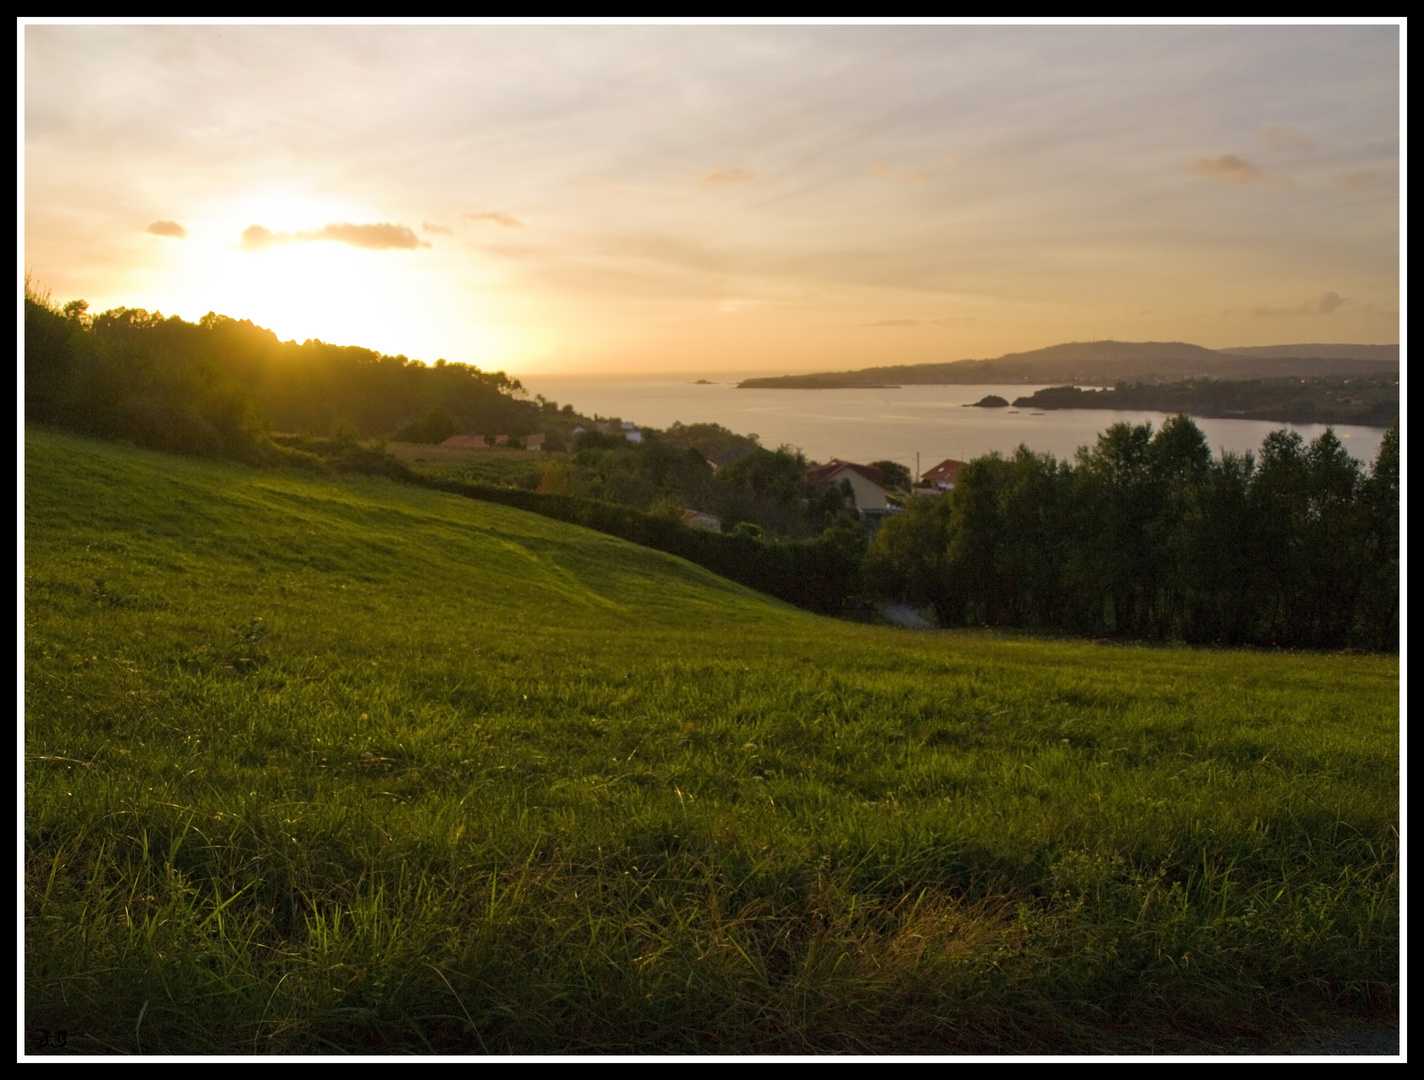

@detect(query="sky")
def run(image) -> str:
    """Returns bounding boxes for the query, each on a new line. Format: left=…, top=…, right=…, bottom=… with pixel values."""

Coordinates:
left=21, top=22, right=1402, bottom=376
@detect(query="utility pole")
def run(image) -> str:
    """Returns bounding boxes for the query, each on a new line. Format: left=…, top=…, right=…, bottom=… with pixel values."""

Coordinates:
left=915, top=451, right=920, bottom=486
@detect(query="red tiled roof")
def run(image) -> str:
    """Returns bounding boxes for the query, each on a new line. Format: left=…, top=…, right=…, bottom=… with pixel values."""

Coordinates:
left=804, top=459, right=884, bottom=487
left=921, top=459, right=967, bottom=484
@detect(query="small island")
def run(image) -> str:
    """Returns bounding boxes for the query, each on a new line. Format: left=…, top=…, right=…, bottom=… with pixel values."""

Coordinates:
left=965, top=394, right=1010, bottom=408
left=1009, top=377, right=1398, bottom=427
left=692, top=379, right=715, bottom=385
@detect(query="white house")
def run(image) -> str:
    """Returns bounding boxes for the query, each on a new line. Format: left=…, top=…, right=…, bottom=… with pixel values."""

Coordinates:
left=804, top=459, right=888, bottom=512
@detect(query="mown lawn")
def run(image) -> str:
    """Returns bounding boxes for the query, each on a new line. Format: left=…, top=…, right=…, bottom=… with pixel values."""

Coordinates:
left=24, top=428, right=1398, bottom=1054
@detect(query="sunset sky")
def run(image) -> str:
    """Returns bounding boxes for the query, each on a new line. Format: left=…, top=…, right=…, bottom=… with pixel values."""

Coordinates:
left=22, top=22, right=1402, bottom=376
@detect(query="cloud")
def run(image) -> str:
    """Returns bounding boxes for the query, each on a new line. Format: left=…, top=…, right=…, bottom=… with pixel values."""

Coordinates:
left=422, top=221, right=454, bottom=234
left=313, top=222, right=427, bottom=249
left=1339, top=170, right=1377, bottom=188
left=241, top=224, right=277, bottom=249
left=1260, top=126, right=1313, bottom=152
left=701, top=167, right=755, bottom=187
left=865, top=315, right=974, bottom=327
left=1252, top=291, right=1346, bottom=317
left=240, top=221, right=429, bottom=250
left=145, top=220, right=187, bottom=238
left=465, top=212, right=522, bottom=228
left=1185, top=154, right=1293, bottom=188
left=869, top=156, right=955, bottom=184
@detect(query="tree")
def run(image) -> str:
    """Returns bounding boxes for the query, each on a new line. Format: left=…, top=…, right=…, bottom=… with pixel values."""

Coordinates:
left=870, top=459, right=912, bottom=491
left=1353, top=423, right=1399, bottom=649
left=864, top=494, right=953, bottom=623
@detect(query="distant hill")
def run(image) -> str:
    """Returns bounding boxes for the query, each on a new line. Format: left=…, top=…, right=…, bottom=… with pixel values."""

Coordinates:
left=1219, top=343, right=1400, bottom=362
left=737, top=340, right=1400, bottom=389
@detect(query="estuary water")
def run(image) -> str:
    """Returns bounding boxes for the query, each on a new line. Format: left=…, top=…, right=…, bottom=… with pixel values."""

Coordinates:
left=518, top=373, right=1388, bottom=472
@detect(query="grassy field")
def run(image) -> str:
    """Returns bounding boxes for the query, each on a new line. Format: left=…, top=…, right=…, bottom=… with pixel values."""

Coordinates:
left=24, top=428, right=1398, bottom=1054
left=385, top=441, right=551, bottom=489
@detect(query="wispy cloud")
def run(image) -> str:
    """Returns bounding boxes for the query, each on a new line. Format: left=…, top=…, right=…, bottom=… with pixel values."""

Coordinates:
left=1252, top=290, right=1345, bottom=317
left=422, top=221, right=454, bottom=234
left=1339, top=170, right=1377, bottom=188
left=465, top=212, right=522, bottom=228
left=241, top=222, right=429, bottom=250
left=870, top=156, right=955, bottom=184
left=1260, top=125, right=1313, bottom=152
left=865, top=315, right=974, bottom=327
left=145, top=219, right=187, bottom=238
left=701, top=167, right=756, bottom=187
left=1185, top=154, right=1293, bottom=188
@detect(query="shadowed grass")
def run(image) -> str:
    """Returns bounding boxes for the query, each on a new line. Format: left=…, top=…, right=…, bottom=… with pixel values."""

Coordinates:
left=25, top=428, right=1398, bottom=1053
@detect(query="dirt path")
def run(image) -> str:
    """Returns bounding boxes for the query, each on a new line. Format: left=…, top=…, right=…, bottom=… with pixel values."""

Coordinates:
left=882, top=604, right=935, bottom=629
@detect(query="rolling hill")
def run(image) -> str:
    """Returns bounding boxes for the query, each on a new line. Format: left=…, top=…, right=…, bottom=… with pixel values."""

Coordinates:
left=24, top=428, right=1397, bottom=1053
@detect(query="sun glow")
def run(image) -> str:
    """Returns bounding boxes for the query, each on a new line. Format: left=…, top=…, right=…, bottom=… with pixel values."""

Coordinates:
left=90, top=189, right=513, bottom=366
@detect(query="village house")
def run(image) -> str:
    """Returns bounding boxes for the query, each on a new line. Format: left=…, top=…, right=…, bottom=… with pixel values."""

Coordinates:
left=804, top=459, right=888, bottom=512
left=920, top=458, right=967, bottom=491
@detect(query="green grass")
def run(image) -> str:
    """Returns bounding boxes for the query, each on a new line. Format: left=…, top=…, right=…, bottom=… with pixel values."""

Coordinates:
left=24, top=428, right=1398, bottom=1054
left=388, top=442, right=550, bottom=489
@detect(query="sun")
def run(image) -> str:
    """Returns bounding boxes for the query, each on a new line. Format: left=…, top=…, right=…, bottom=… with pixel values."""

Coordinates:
left=121, top=190, right=509, bottom=366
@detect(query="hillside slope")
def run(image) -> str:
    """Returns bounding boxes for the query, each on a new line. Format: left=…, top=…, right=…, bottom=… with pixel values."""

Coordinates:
left=24, top=429, right=1397, bottom=1054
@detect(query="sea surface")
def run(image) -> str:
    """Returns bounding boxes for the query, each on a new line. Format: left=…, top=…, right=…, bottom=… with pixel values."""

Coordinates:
left=518, top=373, right=1388, bottom=472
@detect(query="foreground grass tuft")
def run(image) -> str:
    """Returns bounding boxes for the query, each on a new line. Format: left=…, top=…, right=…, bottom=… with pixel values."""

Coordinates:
left=25, top=428, right=1398, bottom=1054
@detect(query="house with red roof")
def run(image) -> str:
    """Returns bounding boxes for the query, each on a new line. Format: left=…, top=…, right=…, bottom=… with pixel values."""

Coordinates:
left=921, top=458, right=967, bottom=491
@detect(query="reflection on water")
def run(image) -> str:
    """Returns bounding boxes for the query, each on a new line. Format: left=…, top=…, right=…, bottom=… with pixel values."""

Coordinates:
left=520, top=373, right=1389, bottom=470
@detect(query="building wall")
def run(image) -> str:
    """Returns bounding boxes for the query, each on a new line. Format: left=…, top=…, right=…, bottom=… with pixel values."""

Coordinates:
left=841, top=469, right=887, bottom=510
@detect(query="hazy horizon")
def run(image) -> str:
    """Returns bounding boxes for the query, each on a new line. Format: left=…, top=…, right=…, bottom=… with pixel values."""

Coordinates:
left=23, top=22, right=1401, bottom=375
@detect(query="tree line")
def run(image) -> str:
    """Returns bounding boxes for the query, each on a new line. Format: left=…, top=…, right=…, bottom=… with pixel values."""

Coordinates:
left=23, top=284, right=565, bottom=458
left=24, top=285, right=1397, bottom=649
left=866, top=416, right=1398, bottom=650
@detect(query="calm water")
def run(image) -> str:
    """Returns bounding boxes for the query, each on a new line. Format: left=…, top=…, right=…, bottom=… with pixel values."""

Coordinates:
left=519, top=373, right=1388, bottom=472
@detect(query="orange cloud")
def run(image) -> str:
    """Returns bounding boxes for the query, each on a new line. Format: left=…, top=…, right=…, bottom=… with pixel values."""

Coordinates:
left=241, top=222, right=429, bottom=250
left=1252, top=291, right=1345, bottom=317
left=422, top=221, right=454, bottom=234
left=145, top=220, right=187, bottom=238
left=1260, top=125, right=1313, bottom=152
left=241, top=224, right=277, bottom=248
left=465, top=212, right=522, bottom=228
left=1185, top=154, right=1293, bottom=188
left=865, top=315, right=974, bottom=327
left=1339, top=170, right=1377, bottom=188
left=701, top=167, right=755, bottom=187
